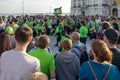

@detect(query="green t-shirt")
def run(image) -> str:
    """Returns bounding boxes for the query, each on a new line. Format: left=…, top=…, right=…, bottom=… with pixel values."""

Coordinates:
left=28, top=48, right=55, bottom=80
left=71, top=20, right=75, bottom=27
left=36, top=20, right=40, bottom=24
left=64, top=20, right=67, bottom=26
left=37, top=25, right=45, bottom=32
left=6, top=26, right=14, bottom=35
left=79, top=26, right=88, bottom=38
left=27, top=21, right=34, bottom=28
left=55, top=26, right=59, bottom=34
left=22, top=23, right=28, bottom=27
left=47, top=19, right=52, bottom=26
left=19, top=19, right=24, bottom=26
left=60, top=20, right=67, bottom=27
left=13, top=24, right=19, bottom=31
left=61, top=35, right=71, bottom=42
left=118, top=23, right=120, bottom=30
left=92, top=21, right=98, bottom=29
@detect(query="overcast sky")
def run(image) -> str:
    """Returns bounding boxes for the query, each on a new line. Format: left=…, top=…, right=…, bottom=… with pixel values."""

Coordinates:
left=0, top=0, right=71, bottom=13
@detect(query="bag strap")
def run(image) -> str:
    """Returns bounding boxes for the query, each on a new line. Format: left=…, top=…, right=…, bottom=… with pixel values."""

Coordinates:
left=103, top=64, right=112, bottom=80
left=88, top=61, right=97, bottom=80
left=88, top=61, right=112, bottom=80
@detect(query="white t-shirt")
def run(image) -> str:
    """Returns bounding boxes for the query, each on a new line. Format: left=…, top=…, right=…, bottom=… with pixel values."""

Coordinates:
left=0, top=50, right=40, bottom=80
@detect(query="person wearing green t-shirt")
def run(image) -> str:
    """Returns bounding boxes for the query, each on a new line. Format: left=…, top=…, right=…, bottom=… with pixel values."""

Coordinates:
left=46, top=18, right=53, bottom=35
left=79, top=21, right=88, bottom=44
left=27, top=20, right=34, bottom=29
left=90, top=19, right=98, bottom=33
left=47, top=18, right=52, bottom=28
left=37, top=22, right=46, bottom=35
left=19, top=16, right=24, bottom=26
left=6, top=21, right=14, bottom=36
left=60, top=19, right=67, bottom=30
left=22, top=20, right=28, bottom=27
left=60, top=31, right=72, bottom=42
left=13, top=19, right=19, bottom=31
left=54, top=24, right=63, bottom=46
left=58, top=29, right=72, bottom=52
left=29, top=35, right=55, bottom=80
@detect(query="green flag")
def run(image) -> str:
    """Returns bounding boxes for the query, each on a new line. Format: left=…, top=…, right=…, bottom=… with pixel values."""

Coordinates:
left=54, top=7, right=62, bottom=15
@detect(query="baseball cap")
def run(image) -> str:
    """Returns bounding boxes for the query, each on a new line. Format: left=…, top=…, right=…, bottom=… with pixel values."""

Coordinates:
left=104, top=28, right=119, bottom=44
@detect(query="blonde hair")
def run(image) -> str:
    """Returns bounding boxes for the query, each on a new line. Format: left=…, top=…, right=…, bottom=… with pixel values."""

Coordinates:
left=28, top=72, right=48, bottom=80
left=101, top=21, right=112, bottom=30
left=61, top=38, right=72, bottom=50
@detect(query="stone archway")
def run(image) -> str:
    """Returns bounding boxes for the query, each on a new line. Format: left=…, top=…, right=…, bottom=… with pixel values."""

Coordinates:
left=112, top=8, right=118, bottom=16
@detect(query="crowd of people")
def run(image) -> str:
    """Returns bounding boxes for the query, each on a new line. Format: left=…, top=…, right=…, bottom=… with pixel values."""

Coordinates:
left=0, top=14, right=120, bottom=80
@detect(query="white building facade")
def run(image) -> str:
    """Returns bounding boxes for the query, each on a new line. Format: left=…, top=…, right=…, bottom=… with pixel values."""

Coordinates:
left=71, top=0, right=110, bottom=16
left=111, top=0, right=120, bottom=17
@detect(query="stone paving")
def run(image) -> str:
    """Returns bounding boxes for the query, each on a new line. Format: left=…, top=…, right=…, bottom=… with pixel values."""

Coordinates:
left=49, top=35, right=92, bottom=55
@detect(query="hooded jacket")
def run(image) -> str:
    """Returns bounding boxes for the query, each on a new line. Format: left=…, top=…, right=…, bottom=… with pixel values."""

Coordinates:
left=55, top=52, right=80, bottom=80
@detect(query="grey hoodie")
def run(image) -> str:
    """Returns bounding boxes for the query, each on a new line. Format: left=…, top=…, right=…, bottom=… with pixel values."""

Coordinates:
left=55, top=52, right=80, bottom=80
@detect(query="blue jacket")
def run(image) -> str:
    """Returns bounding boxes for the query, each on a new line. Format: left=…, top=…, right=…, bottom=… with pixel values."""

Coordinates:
left=79, top=60, right=120, bottom=80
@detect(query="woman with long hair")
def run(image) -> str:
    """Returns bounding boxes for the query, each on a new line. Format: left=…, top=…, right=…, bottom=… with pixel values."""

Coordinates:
left=0, top=32, right=12, bottom=57
left=79, top=40, right=120, bottom=80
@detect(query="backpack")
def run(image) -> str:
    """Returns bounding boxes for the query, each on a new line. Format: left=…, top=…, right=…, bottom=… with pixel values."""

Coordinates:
left=74, top=46, right=89, bottom=65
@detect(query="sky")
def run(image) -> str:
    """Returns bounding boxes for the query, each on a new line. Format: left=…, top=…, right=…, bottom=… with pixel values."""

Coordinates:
left=0, top=0, right=71, bottom=14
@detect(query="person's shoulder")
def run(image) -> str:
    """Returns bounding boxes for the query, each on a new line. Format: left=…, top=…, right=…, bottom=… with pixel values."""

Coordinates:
left=110, top=64, right=120, bottom=74
left=25, top=53, right=40, bottom=64
left=70, top=52, right=78, bottom=56
left=55, top=53, right=65, bottom=60
left=80, top=61, right=90, bottom=69
left=45, top=52, right=54, bottom=58
left=111, top=64, right=119, bottom=70
left=74, top=42, right=86, bottom=49
left=57, top=52, right=76, bottom=58
left=1, top=50, right=14, bottom=57
left=28, top=48, right=38, bottom=54
left=78, top=42, right=86, bottom=47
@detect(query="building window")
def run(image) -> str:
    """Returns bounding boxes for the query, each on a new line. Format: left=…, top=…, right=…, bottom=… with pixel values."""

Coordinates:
left=93, top=0, right=98, bottom=6
left=83, top=0, right=86, bottom=6
left=78, top=3, right=81, bottom=8
left=94, top=0, right=98, bottom=4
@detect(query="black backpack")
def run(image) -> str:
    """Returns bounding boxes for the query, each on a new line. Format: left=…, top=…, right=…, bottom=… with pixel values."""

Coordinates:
left=74, top=46, right=89, bottom=65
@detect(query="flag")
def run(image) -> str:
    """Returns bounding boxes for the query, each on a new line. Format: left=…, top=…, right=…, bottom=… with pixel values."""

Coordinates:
left=54, top=7, right=62, bottom=15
